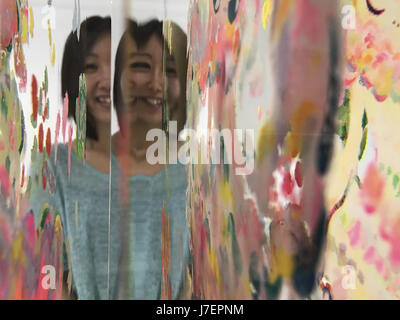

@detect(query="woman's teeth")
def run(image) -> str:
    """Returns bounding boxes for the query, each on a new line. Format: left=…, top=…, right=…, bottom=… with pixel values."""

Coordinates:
left=97, top=97, right=111, bottom=104
left=144, top=98, right=163, bottom=106
left=128, top=97, right=163, bottom=109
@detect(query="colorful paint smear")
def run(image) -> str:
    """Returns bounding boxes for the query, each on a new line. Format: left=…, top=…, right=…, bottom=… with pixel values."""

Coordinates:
left=0, top=0, right=63, bottom=299
left=75, top=73, right=86, bottom=163
left=186, top=0, right=344, bottom=299
left=322, top=0, right=400, bottom=299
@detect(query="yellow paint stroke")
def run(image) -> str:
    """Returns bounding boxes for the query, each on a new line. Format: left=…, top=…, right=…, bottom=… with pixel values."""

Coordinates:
left=262, top=0, right=273, bottom=30
left=51, top=43, right=55, bottom=66
left=29, top=6, right=34, bottom=38
left=55, top=214, right=62, bottom=236
left=271, top=0, right=294, bottom=41
left=257, top=105, right=262, bottom=121
left=21, top=12, right=29, bottom=43
left=47, top=19, right=52, bottom=46
left=288, top=100, right=316, bottom=157
left=11, top=231, right=26, bottom=267
left=220, top=180, right=233, bottom=207
left=269, top=248, right=294, bottom=283
left=256, top=121, right=276, bottom=166
left=163, top=20, right=173, bottom=55
left=208, top=248, right=222, bottom=293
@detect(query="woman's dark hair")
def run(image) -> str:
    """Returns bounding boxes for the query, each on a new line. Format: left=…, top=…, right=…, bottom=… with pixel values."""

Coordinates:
left=113, top=19, right=187, bottom=133
left=61, top=16, right=111, bottom=141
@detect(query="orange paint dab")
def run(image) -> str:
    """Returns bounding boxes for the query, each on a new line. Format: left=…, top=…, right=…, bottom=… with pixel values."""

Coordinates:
left=360, top=162, right=385, bottom=214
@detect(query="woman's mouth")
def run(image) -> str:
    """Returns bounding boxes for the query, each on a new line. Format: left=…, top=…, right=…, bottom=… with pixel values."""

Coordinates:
left=96, top=96, right=111, bottom=110
left=131, top=97, right=164, bottom=112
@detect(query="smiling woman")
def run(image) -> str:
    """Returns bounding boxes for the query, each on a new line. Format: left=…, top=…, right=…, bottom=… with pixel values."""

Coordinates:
left=111, top=19, right=190, bottom=299
left=29, top=16, right=115, bottom=300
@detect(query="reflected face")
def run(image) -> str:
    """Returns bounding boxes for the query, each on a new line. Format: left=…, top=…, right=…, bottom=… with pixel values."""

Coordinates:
left=84, top=33, right=111, bottom=124
left=120, top=34, right=181, bottom=127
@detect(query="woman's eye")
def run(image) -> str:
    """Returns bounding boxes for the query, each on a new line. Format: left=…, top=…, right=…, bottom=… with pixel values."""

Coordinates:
left=84, top=63, right=98, bottom=72
left=130, top=62, right=151, bottom=70
left=166, top=68, right=177, bottom=76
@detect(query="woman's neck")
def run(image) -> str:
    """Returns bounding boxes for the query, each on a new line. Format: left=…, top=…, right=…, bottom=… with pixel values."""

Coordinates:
left=115, top=120, right=164, bottom=163
left=87, top=121, right=111, bottom=154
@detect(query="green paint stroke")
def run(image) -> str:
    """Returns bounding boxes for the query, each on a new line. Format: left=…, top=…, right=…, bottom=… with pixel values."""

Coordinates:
left=38, top=88, right=43, bottom=116
left=43, top=66, right=48, bottom=93
left=379, top=165, right=400, bottom=197
left=18, top=109, right=24, bottom=154
left=358, top=110, right=368, bottom=161
left=39, top=205, right=51, bottom=230
left=337, top=89, right=351, bottom=146
left=5, top=156, right=10, bottom=174
left=204, top=217, right=211, bottom=250
left=361, top=108, right=368, bottom=130
left=220, top=131, right=229, bottom=181
left=75, top=74, right=86, bottom=162
left=393, top=175, right=399, bottom=189
left=228, top=212, right=242, bottom=274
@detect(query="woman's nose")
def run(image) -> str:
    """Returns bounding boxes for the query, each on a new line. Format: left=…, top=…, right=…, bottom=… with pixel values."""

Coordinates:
left=99, top=66, right=111, bottom=90
left=149, top=68, right=165, bottom=93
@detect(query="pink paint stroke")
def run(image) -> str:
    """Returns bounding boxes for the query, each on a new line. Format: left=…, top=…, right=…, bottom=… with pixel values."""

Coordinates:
left=54, top=112, right=60, bottom=164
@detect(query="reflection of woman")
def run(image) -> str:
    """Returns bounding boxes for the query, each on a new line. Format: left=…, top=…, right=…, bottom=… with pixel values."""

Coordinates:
left=30, top=16, right=113, bottom=299
left=112, top=19, right=190, bottom=299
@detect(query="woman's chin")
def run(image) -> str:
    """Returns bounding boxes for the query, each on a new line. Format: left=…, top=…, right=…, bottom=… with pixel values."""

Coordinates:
left=93, top=114, right=111, bottom=124
left=132, top=114, right=162, bottom=127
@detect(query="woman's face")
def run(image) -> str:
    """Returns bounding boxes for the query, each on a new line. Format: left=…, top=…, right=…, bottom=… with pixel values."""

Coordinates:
left=120, top=33, right=181, bottom=127
left=84, top=33, right=111, bottom=124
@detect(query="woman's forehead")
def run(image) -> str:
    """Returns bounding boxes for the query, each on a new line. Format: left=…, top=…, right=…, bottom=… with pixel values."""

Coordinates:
left=89, top=34, right=111, bottom=54
left=125, top=33, right=175, bottom=61
left=126, top=34, right=160, bottom=53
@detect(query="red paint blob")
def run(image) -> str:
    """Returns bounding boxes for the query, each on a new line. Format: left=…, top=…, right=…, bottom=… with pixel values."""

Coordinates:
left=20, top=164, right=24, bottom=188
left=46, top=128, right=51, bottom=158
left=282, top=170, right=294, bottom=196
left=0, top=166, right=11, bottom=196
left=42, top=162, right=47, bottom=190
left=42, top=97, right=48, bottom=121
left=38, top=123, right=43, bottom=153
left=295, top=161, right=303, bottom=187
left=31, top=75, right=38, bottom=122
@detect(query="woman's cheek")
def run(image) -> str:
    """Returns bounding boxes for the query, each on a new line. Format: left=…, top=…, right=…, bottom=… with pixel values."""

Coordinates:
left=85, top=74, right=96, bottom=105
left=167, top=78, right=181, bottom=108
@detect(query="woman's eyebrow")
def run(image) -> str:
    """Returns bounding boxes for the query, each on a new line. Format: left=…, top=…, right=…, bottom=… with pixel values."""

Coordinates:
left=128, top=52, right=152, bottom=59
